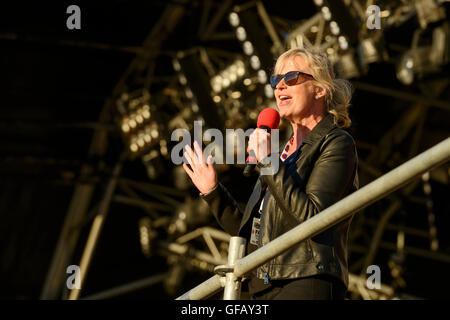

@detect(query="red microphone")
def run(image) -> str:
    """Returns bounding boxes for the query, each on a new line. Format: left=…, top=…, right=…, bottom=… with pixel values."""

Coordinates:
left=243, top=108, right=280, bottom=177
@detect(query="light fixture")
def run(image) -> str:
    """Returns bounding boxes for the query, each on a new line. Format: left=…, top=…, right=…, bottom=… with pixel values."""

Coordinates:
left=396, top=51, right=416, bottom=85
left=172, top=59, right=181, bottom=72
left=250, top=55, right=261, bottom=70
left=210, top=60, right=246, bottom=93
left=264, top=84, right=274, bottom=98
left=257, top=69, right=267, bottom=84
left=228, top=12, right=240, bottom=27
left=330, top=21, right=340, bottom=35
left=321, top=6, right=332, bottom=21
left=243, top=41, right=254, bottom=55
left=142, top=105, right=151, bottom=119
left=129, top=118, right=137, bottom=129
left=338, top=36, right=348, bottom=50
left=178, top=74, right=187, bottom=86
left=335, top=51, right=360, bottom=79
left=130, top=143, right=138, bottom=153
left=185, top=88, right=193, bottom=99
left=236, top=26, right=247, bottom=41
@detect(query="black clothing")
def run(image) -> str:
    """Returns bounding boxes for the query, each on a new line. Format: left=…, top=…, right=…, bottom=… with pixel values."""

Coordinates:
left=201, top=113, right=359, bottom=297
left=251, top=275, right=347, bottom=300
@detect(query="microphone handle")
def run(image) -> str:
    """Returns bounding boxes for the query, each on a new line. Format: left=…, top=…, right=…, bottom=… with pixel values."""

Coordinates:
left=243, top=125, right=271, bottom=177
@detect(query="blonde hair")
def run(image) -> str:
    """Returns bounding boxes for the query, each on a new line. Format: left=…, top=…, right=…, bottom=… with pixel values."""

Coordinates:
left=274, top=47, right=353, bottom=128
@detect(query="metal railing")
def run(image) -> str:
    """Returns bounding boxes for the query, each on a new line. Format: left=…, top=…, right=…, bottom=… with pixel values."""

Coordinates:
left=177, top=137, right=450, bottom=300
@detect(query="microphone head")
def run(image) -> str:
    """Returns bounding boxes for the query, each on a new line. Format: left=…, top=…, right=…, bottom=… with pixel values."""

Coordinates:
left=257, top=108, right=280, bottom=130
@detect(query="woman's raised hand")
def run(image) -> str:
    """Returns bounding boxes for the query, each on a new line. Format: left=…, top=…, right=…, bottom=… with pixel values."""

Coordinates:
left=182, top=140, right=218, bottom=195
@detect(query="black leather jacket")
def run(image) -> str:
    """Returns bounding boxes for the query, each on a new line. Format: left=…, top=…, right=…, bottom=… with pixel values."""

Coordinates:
left=201, top=114, right=359, bottom=288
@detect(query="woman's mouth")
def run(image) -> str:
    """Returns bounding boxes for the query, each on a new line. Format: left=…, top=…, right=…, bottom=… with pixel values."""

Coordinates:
left=278, top=95, right=292, bottom=106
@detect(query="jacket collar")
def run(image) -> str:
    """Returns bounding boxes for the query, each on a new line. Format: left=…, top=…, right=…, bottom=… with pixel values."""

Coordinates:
left=277, top=113, right=337, bottom=154
left=302, top=113, right=337, bottom=145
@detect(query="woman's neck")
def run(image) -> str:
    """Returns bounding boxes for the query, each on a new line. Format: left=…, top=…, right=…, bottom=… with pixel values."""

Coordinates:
left=290, top=113, right=324, bottom=149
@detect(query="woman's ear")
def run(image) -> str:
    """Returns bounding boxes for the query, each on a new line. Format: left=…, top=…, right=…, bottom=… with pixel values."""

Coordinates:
left=314, top=86, right=327, bottom=99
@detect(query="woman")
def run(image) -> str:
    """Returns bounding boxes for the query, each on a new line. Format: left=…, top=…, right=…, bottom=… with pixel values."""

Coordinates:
left=182, top=47, right=359, bottom=300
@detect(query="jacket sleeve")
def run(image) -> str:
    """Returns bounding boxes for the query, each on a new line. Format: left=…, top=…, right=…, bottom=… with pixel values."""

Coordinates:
left=258, top=131, right=358, bottom=224
left=200, top=181, right=244, bottom=236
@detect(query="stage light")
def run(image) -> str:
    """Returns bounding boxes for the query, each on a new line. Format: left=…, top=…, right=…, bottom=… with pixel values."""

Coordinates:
left=172, top=59, right=181, bottom=72
left=178, top=74, right=187, bottom=86
left=415, top=0, right=446, bottom=29
left=160, top=139, right=168, bottom=157
left=264, top=84, right=274, bottom=98
left=136, top=114, right=144, bottom=124
left=121, top=123, right=130, bottom=133
left=338, top=36, right=348, bottom=50
left=137, top=138, right=145, bottom=149
left=229, top=70, right=237, bottom=82
left=191, top=102, right=199, bottom=112
left=151, top=127, right=159, bottom=139
left=335, top=51, right=361, bottom=79
left=121, top=117, right=130, bottom=133
left=396, top=51, right=415, bottom=85
left=321, top=6, right=332, bottom=21
left=359, top=38, right=385, bottom=64
left=231, top=91, right=242, bottom=99
left=130, top=143, right=138, bottom=153
left=257, top=69, right=267, bottom=84
left=314, top=0, right=323, bottom=6
left=229, top=12, right=240, bottom=27
left=243, top=41, right=254, bottom=55
left=236, top=26, right=247, bottom=41
left=250, top=55, right=261, bottom=70
left=213, top=95, right=221, bottom=103
left=142, top=107, right=151, bottom=119
left=210, top=60, right=246, bottom=93
left=236, top=61, right=245, bottom=76
left=129, top=118, right=137, bottom=129
left=144, top=134, right=151, bottom=143
left=243, top=78, right=252, bottom=86
left=185, top=88, right=193, bottom=99
left=330, top=21, right=340, bottom=35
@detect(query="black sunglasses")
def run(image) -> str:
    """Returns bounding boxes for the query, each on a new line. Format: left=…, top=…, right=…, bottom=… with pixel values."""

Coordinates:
left=270, top=71, right=314, bottom=89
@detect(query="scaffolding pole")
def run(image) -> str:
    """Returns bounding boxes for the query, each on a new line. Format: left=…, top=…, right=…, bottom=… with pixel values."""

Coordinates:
left=177, top=137, right=450, bottom=300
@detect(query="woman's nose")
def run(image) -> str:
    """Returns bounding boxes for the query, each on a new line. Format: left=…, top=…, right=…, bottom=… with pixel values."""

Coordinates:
left=276, top=78, right=287, bottom=90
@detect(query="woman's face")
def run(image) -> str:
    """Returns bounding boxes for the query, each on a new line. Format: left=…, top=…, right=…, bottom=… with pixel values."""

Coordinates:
left=274, top=55, right=320, bottom=121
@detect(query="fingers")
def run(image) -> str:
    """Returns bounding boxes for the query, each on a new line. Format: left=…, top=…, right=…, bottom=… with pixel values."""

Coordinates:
left=184, top=145, right=195, bottom=166
left=184, top=141, right=208, bottom=172
left=247, top=129, right=271, bottom=162
left=206, top=154, right=213, bottom=165
left=182, top=162, right=194, bottom=178
left=193, top=140, right=206, bottom=166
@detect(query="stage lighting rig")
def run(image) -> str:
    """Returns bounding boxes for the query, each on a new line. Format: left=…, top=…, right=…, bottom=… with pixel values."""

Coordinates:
left=396, top=23, right=449, bottom=85
left=312, top=0, right=360, bottom=49
left=116, top=89, right=165, bottom=159
left=227, top=6, right=275, bottom=102
left=415, top=0, right=447, bottom=29
left=172, top=58, right=202, bottom=118
left=175, top=50, right=226, bottom=131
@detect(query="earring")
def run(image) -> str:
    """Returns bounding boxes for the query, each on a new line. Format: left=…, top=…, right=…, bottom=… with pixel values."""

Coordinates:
left=314, top=95, right=319, bottom=100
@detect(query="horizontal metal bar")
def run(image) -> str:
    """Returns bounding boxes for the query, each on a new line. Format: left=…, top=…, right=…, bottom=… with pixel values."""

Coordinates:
left=176, top=275, right=223, bottom=300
